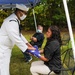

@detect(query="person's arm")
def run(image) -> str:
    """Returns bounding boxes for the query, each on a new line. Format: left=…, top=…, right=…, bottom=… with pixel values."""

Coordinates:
left=21, top=34, right=33, bottom=47
left=40, top=55, right=49, bottom=61
left=5, top=21, right=35, bottom=52
left=21, top=34, right=28, bottom=43
left=26, top=43, right=32, bottom=47
left=26, top=45, right=48, bottom=61
left=39, top=50, right=44, bottom=54
left=31, top=37, right=37, bottom=42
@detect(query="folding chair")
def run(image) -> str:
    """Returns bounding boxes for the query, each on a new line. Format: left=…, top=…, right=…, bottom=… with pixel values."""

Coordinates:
left=61, top=33, right=70, bottom=50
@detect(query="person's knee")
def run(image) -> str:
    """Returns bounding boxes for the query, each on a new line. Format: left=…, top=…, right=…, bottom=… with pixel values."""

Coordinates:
left=30, top=66, right=34, bottom=73
left=30, top=65, right=37, bottom=73
left=31, top=61, right=37, bottom=66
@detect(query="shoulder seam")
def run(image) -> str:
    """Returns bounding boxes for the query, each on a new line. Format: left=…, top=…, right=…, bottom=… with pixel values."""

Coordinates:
left=9, top=20, right=17, bottom=22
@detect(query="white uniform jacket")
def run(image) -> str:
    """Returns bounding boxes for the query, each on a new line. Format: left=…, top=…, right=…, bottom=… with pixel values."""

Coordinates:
left=0, top=13, right=28, bottom=53
left=0, top=13, right=29, bottom=75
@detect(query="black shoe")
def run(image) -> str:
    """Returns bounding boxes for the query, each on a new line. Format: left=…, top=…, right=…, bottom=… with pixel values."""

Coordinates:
left=25, top=57, right=32, bottom=62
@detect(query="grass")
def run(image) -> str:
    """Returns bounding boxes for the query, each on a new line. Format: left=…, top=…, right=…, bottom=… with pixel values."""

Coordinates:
left=10, top=31, right=40, bottom=75
left=10, top=31, right=75, bottom=75
left=10, top=46, right=39, bottom=75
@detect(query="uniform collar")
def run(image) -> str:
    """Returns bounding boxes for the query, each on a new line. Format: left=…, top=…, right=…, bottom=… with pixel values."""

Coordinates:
left=13, top=13, right=20, bottom=24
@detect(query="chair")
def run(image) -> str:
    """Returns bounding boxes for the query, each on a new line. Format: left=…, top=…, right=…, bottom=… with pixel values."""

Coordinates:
left=61, top=33, right=70, bottom=50
left=48, top=48, right=75, bottom=75
left=48, top=71, right=58, bottom=75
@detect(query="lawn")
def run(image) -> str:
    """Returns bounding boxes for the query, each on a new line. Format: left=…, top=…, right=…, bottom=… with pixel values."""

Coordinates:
left=10, top=31, right=41, bottom=75
left=10, top=46, right=36, bottom=75
left=10, top=31, right=75, bottom=75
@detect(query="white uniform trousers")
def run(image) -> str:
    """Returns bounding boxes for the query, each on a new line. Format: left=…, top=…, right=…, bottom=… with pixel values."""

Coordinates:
left=30, top=61, right=51, bottom=75
left=0, top=49, right=11, bottom=75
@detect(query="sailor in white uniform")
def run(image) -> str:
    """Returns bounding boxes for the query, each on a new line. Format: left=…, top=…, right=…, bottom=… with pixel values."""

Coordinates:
left=0, top=4, right=35, bottom=75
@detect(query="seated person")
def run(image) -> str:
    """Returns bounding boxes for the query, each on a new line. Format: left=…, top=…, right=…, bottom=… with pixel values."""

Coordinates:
left=23, top=25, right=44, bottom=62
left=29, top=25, right=62, bottom=75
left=30, top=25, right=44, bottom=48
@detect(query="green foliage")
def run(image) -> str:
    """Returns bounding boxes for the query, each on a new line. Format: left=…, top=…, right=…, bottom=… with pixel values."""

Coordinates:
left=68, top=0, right=75, bottom=25
left=0, top=10, right=7, bottom=26
left=0, top=9, right=12, bottom=27
left=10, top=32, right=74, bottom=75
left=0, top=0, right=75, bottom=29
left=10, top=32, right=39, bottom=75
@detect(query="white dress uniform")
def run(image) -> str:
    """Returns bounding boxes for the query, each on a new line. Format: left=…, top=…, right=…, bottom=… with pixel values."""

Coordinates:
left=0, top=13, right=28, bottom=75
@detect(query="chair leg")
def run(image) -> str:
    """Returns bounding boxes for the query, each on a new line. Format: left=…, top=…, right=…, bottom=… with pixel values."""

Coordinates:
left=48, top=71, right=57, bottom=75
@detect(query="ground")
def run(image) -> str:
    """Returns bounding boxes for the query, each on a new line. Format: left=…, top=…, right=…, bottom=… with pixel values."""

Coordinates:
left=10, top=30, right=75, bottom=75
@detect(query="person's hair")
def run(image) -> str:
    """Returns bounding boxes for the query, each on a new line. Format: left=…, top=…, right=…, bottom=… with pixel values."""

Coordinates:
left=47, top=25, right=62, bottom=46
left=37, top=25, right=43, bottom=31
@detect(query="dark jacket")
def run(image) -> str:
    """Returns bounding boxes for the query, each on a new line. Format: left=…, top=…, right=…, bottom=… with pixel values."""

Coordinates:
left=44, top=40, right=61, bottom=74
